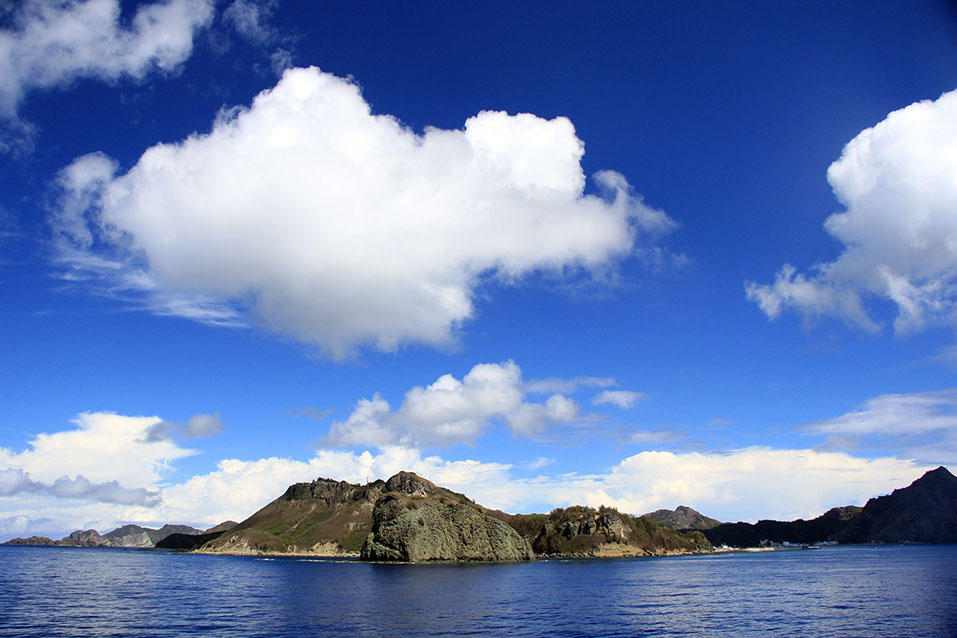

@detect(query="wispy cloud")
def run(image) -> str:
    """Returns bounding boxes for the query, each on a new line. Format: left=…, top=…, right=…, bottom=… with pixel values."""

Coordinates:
left=525, top=376, right=616, bottom=395
left=0, top=0, right=214, bottom=147
left=803, top=388, right=957, bottom=466
left=592, top=390, right=648, bottom=409
left=144, top=412, right=225, bottom=442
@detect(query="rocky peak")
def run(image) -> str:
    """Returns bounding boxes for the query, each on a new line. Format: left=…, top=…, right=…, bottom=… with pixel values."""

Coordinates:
left=282, top=477, right=384, bottom=505
left=385, top=471, right=435, bottom=497
left=643, top=505, right=721, bottom=530
left=908, top=466, right=956, bottom=490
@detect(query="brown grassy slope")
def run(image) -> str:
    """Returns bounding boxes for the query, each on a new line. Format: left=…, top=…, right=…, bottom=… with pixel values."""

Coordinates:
left=200, top=478, right=387, bottom=554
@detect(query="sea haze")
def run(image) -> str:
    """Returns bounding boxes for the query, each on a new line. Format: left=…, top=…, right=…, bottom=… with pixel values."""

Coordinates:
left=1, top=545, right=955, bottom=637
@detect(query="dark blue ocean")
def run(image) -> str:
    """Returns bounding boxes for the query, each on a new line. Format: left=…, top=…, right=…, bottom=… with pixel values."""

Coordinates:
left=1, top=544, right=955, bottom=637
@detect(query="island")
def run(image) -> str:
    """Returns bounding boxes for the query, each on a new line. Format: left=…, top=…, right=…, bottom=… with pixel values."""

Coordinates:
left=6, top=466, right=956, bottom=562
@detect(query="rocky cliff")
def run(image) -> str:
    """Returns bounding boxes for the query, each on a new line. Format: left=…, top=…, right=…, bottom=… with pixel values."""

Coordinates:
left=360, top=472, right=534, bottom=562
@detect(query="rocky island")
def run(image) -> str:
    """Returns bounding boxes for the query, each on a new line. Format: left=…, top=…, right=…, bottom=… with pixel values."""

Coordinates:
left=182, top=470, right=707, bottom=561
left=6, top=466, right=956, bottom=560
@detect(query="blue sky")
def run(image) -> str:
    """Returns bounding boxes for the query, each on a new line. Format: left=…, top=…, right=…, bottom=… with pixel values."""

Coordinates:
left=2, top=0, right=957, bottom=539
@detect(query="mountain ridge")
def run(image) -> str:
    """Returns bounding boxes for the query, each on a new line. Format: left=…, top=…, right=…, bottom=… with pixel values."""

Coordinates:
left=699, top=466, right=957, bottom=546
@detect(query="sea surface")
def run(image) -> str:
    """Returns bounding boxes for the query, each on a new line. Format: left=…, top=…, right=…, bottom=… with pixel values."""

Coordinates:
left=1, top=544, right=955, bottom=637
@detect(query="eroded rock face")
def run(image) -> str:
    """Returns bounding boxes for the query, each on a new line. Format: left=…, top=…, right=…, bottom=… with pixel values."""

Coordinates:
left=360, top=491, right=534, bottom=562
left=384, top=471, right=435, bottom=497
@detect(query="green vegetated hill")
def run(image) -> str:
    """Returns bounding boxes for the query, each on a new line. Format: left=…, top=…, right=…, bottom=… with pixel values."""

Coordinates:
left=505, top=506, right=712, bottom=558
left=193, top=471, right=710, bottom=561
left=155, top=521, right=238, bottom=550
left=700, top=466, right=957, bottom=547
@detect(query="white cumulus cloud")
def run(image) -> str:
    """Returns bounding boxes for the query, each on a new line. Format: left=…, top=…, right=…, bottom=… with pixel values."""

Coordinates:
left=53, top=66, right=677, bottom=358
left=746, top=89, right=957, bottom=335
left=0, top=411, right=196, bottom=489
left=594, top=448, right=930, bottom=523
left=0, top=0, right=214, bottom=125
left=323, top=361, right=580, bottom=448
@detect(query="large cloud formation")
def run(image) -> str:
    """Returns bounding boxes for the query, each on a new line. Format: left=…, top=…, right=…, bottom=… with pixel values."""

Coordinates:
left=747, top=89, right=957, bottom=334
left=55, top=66, right=676, bottom=357
left=0, top=0, right=214, bottom=122
left=323, top=361, right=583, bottom=448
left=0, top=411, right=197, bottom=489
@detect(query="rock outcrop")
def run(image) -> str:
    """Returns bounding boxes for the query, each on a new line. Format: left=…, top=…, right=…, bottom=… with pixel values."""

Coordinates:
left=506, top=506, right=711, bottom=558
left=644, top=505, right=722, bottom=531
left=360, top=472, right=534, bottom=562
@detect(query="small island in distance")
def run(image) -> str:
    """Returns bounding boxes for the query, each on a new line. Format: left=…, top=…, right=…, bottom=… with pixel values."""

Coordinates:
left=5, top=466, right=956, bottom=562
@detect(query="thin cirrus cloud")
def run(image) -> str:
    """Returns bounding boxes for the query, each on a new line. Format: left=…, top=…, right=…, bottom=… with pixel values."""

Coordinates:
left=803, top=388, right=957, bottom=467
left=524, top=376, right=617, bottom=395
left=0, top=0, right=214, bottom=126
left=592, top=389, right=648, bottom=409
left=223, top=0, right=278, bottom=44
left=322, top=361, right=583, bottom=449
left=52, top=66, right=679, bottom=358
left=746, top=88, right=957, bottom=335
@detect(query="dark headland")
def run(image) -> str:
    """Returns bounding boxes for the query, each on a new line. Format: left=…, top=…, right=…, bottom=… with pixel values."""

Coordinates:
left=5, top=466, right=956, bottom=562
